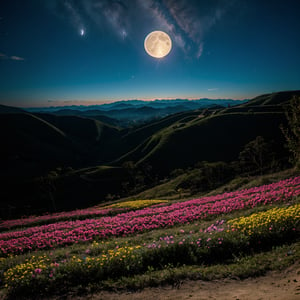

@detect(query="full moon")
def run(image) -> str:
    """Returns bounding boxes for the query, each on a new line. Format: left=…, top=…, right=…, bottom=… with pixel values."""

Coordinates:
left=144, top=31, right=172, bottom=58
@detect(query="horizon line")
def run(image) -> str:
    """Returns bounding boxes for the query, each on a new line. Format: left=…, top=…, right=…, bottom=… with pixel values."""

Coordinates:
left=3, top=97, right=248, bottom=109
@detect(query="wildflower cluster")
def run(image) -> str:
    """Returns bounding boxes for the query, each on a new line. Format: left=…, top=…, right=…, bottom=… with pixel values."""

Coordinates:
left=3, top=246, right=143, bottom=293
left=103, top=199, right=168, bottom=209
left=0, top=177, right=299, bottom=256
left=81, top=245, right=142, bottom=267
left=204, top=220, right=225, bottom=233
left=0, top=207, right=119, bottom=231
left=3, top=255, right=55, bottom=289
left=228, top=204, right=300, bottom=236
left=145, top=222, right=226, bottom=251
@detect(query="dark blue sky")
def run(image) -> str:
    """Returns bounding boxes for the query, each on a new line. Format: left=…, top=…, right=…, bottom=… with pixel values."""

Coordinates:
left=0, top=0, right=299, bottom=107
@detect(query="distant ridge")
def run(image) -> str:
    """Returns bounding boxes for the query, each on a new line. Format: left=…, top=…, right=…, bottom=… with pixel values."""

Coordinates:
left=21, top=98, right=247, bottom=125
left=24, top=98, right=247, bottom=113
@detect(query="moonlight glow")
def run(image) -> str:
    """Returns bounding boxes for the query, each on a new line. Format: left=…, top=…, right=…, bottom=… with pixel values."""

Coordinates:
left=144, top=31, right=172, bottom=58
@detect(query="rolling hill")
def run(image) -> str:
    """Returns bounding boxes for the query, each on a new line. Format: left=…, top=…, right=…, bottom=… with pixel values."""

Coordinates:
left=0, top=90, right=298, bottom=216
left=110, top=90, right=300, bottom=174
left=114, top=111, right=287, bottom=174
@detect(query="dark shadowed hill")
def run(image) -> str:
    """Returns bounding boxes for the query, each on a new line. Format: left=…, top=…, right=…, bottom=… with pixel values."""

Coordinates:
left=0, top=91, right=297, bottom=216
left=0, top=104, right=26, bottom=114
left=0, top=113, right=78, bottom=170
left=33, top=113, right=121, bottom=160
left=0, top=110, right=122, bottom=177
left=113, top=112, right=287, bottom=175
left=240, top=90, right=300, bottom=106
left=81, top=90, right=296, bottom=185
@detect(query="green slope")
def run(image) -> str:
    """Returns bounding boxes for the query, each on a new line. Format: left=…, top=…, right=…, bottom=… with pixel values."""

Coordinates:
left=111, top=110, right=213, bottom=165
left=33, top=113, right=122, bottom=162
left=117, top=112, right=287, bottom=174
left=0, top=112, right=78, bottom=168
left=110, top=91, right=298, bottom=175
left=240, top=90, right=300, bottom=106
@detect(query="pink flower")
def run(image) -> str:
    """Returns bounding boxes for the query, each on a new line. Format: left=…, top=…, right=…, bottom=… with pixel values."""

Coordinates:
left=35, top=268, right=42, bottom=274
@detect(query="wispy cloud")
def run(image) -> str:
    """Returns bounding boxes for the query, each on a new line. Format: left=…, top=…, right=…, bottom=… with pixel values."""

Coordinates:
left=0, top=52, right=25, bottom=61
left=47, top=0, right=234, bottom=57
left=208, top=88, right=219, bottom=91
left=10, top=56, right=25, bottom=61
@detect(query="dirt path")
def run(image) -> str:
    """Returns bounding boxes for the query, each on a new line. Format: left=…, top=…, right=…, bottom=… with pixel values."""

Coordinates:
left=86, top=262, right=300, bottom=300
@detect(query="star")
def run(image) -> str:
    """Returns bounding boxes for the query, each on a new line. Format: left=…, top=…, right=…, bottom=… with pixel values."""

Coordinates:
left=79, top=28, right=85, bottom=36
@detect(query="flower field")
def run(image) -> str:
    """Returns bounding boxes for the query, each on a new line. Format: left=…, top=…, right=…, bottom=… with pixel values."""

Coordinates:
left=0, top=176, right=299, bottom=298
left=1, top=177, right=299, bottom=256
left=228, top=204, right=300, bottom=236
left=0, top=200, right=168, bottom=232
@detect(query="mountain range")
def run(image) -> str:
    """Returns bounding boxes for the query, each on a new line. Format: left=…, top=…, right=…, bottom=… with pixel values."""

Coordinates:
left=24, top=98, right=247, bottom=126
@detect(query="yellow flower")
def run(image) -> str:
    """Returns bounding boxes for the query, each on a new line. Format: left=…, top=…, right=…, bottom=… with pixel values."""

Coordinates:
left=103, top=199, right=168, bottom=210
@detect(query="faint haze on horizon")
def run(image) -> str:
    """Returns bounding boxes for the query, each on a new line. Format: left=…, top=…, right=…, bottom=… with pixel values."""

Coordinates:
left=0, top=0, right=300, bottom=107
left=7, top=96, right=249, bottom=109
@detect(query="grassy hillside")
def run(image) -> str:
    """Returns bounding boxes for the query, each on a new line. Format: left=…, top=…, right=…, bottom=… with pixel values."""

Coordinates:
left=115, top=112, right=287, bottom=175
left=240, top=90, right=300, bottom=106
left=0, top=173, right=299, bottom=298
left=111, top=91, right=299, bottom=175
left=33, top=113, right=122, bottom=162
left=0, top=111, right=123, bottom=168
left=131, top=168, right=299, bottom=200
left=0, top=111, right=123, bottom=216
left=110, top=110, right=204, bottom=162
left=0, top=113, right=79, bottom=169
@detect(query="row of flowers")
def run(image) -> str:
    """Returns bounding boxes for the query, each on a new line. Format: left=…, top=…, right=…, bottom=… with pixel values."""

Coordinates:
left=0, top=177, right=299, bottom=256
left=0, top=200, right=168, bottom=231
left=2, top=203, right=299, bottom=296
left=102, top=199, right=169, bottom=209
left=228, top=203, right=300, bottom=236
left=3, top=245, right=142, bottom=291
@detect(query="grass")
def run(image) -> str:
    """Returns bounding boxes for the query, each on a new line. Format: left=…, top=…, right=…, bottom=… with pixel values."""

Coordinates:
left=100, top=241, right=300, bottom=291
left=2, top=216, right=298, bottom=299
left=129, top=168, right=298, bottom=201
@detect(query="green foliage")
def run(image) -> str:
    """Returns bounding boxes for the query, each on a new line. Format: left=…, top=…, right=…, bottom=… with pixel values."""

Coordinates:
left=177, top=161, right=235, bottom=194
left=281, top=96, right=300, bottom=168
left=238, top=136, right=275, bottom=175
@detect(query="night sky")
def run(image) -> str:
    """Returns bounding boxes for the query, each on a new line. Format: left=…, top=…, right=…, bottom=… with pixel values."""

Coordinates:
left=0, top=0, right=300, bottom=107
